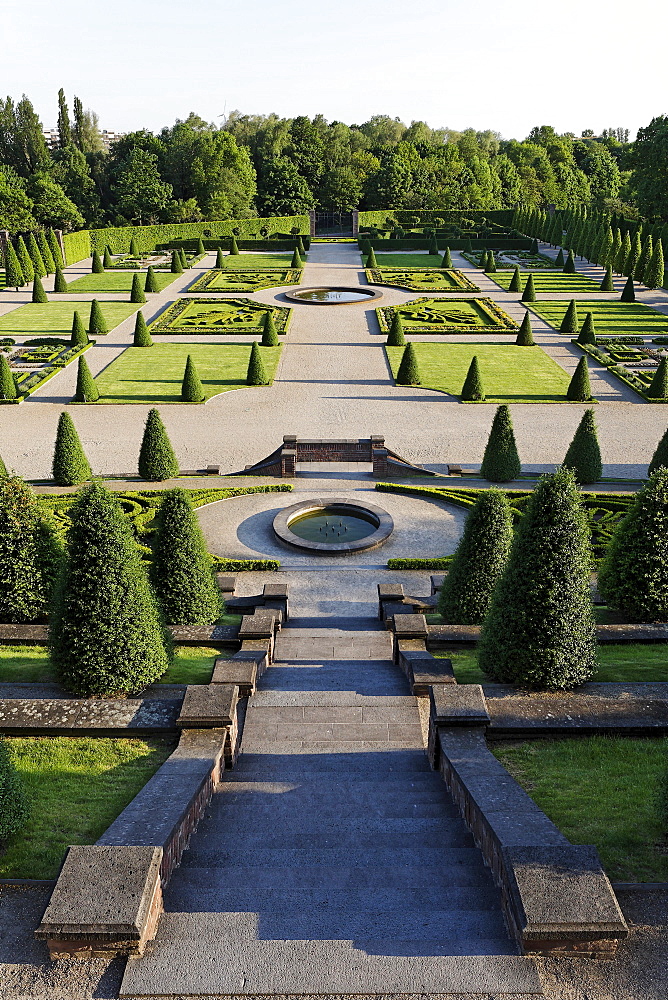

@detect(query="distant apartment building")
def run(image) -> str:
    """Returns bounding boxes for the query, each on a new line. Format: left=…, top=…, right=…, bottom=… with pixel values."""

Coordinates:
left=42, top=128, right=125, bottom=152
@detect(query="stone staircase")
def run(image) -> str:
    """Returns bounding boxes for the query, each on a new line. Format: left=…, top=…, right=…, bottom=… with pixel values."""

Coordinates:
left=120, top=619, right=542, bottom=997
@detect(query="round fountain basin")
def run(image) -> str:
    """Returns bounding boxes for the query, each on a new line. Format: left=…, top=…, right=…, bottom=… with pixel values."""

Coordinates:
left=273, top=498, right=393, bottom=554
left=285, top=286, right=383, bottom=305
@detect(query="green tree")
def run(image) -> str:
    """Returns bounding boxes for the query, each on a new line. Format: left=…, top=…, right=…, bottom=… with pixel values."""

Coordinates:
left=478, top=469, right=597, bottom=690
left=645, top=240, right=665, bottom=290
left=133, top=310, right=153, bottom=347
left=112, top=148, right=173, bottom=224
left=246, top=341, right=268, bottom=385
left=57, top=87, right=72, bottom=147
left=636, top=234, right=653, bottom=285
left=0, top=355, right=17, bottom=400
left=27, top=232, right=46, bottom=277
left=0, top=453, right=6, bottom=477
left=386, top=312, right=405, bottom=346
left=648, top=357, right=668, bottom=399
left=31, top=274, right=47, bottom=303
left=460, top=355, right=485, bottom=401
left=181, top=354, right=204, bottom=402
left=396, top=343, right=420, bottom=385
left=0, top=476, right=61, bottom=622
left=516, top=311, right=535, bottom=345
left=4, top=241, right=24, bottom=289
left=616, top=230, right=631, bottom=274
left=144, top=265, right=159, bottom=293
left=620, top=274, right=636, bottom=302
left=560, top=299, right=579, bottom=333
left=438, top=490, right=513, bottom=624
left=88, top=299, right=108, bottom=336
left=577, top=312, right=596, bottom=345
left=15, top=236, right=34, bottom=283
left=562, top=409, right=602, bottom=484
left=508, top=266, right=521, bottom=292
left=179, top=248, right=188, bottom=268
left=567, top=356, right=593, bottom=401
left=600, top=263, right=614, bottom=291
left=486, top=251, right=497, bottom=273
left=625, top=230, right=642, bottom=277
left=91, top=249, right=104, bottom=274
left=480, top=404, right=521, bottom=482
left=563, top=249, right=576, bottom=273
left=74, top=355, right=99, bottom=403
left=440, top=247, right=453, bottom=268
left=261, top=312, right=279, bottom=346
left=521, top=273, right=536, bottom=301
left=196, top=238, right=205, bottom=255
left=151, top=489, right=223, bottom=625
left=52, top=411, right=91, bottom=486
left=70, top=310, right=88, bottom=346
left=0, top=736, right=29, bottom=840
left=648, top=424, right=668, bottom=474
left=49, top=482, right=170, bottom=696
left=138, top=409, right=179, bottom=481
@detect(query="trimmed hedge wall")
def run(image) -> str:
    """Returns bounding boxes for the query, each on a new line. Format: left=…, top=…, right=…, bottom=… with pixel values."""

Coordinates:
left=360, top=238, right=532, bottom=251
left=358, top=209, right=515, bottom=228
left=387, top=557, right=453, bottom=569
left=62, top=230, right=92, bottom=266
left=89, top=217, right=309, bottom=255
left=210, top=557, right=281, bottom=571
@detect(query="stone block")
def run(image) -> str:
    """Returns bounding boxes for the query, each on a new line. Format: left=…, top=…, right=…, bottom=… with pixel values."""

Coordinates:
left=429, top=684, right=490, bottom=726
left=408, top=656, right=456, bottom=695
left=430, top=574, right=445, bottom=594
left=383, top=601, right=412, bottom=624
left=239, top=611, right=278, bottom=639
left=211, top=657, right=258, bottom=696
left=177, top=684, right=238, bottom=728
left=392, top=613, right=428, bottom=638
left=263, top=583, right=288, bottom=599
left=377, top=583, right=404, bottom=619
left=216, top=574, right=237, bottom=594
left=35, top=845, right=163, bottom=958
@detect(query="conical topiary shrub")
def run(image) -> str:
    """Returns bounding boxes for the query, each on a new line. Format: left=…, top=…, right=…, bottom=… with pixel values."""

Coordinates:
left=151, top=489, right=223, bottom=625
left=386, top=312, right=405, bottom=346
left=144, top=266, right=159, bottom=293
left=296, top=236, right=305, bottom=255
left=440, top=247, right=453, bottom=269
left=478, top=468, right=597, bottom=689
left=4, top=242, right=24, bottom=289
left=365, top=248, right=377, bottom=268
left=486, top=252, right=497, bottom=273
left=52, top=411, right=91, bottom=486
left=567, top=356, right=593, bottom=401
left=530, top=238, right=539, bottom=254
left=0, top=476, right=62, bottom=622
left=103, top=246, right=113, bottom=268
left=133, top=311, right=153, bottom=347
left=437, top=490, right=513, bottom=625
left=290, top=248, right=302, bottom=269
left=555, top=248, right=565, bottom=267
left=508, top=266, right=521, bottom=292
left=215, top=248, right=225, bottom=268
left=246, top=342, right=268, bottom=386
left=0, top=355, right=17, bottom=400
left=129, top=237, right=140, bottom=256
left=53, top=266, right=67, bottom=292
left=37, top=231, right=55, bottom=274
left=563, top=249, right=576, bottom=274
left=74, top=355, right=99, bottom=402
left=620, top=274, right=636, bottom=302
left=396, top=343, right=420, bottom=385
left=429, top=234, right=439, bottom=256
left=577, top=312, right=596, bottom=345
left=71, top=311, right=88, bottom=347
left=229, top=235, right=239, bottom=255
left=196, top=238, right=205, bottom=256
left=464, top=236, right=473, bottom=253
left=645, top=241, right=665, bottom=290
left=47, top=229, right=63, bottom=268
left=480, top=404, right=521, bottom=482
left=261, top=312, right=279, bottom=346
left=138, top=409, right=179, bottom=481
left=560, top=299, right=579, bottom=333
left=49, top=482, right=170, bottom=696
left=130, top=273, right=146, bottom=304
left=516, top=311, right=535, bottom=346
left=181, top=354, right=205, bottom=402
left=15, top=236, right=33, bottom=283
left=88, top=299, right=108, bottom=336
left=648, top=357, right=668, bottom=399
left=649, top=424, right=668, bottom=475
left=91, top=249, right=104, bottom=274
left=460, top=356, right=485, bottom=401
left=0, top=736, right=29, bottom=840
left=31, top=274, right=48, bottom=303
left=598, top=468, right=668, bottom=622
left=179, top=248, right=188, bottom=268
left=521, top=273, right=536, bottom=302
left=171, top=250, right=183, bottom=274
left=562, top=409, right=602, bottom=484
left=600, top=263, right=614, bottom=291
left=27, top=233, right=46, bottom=278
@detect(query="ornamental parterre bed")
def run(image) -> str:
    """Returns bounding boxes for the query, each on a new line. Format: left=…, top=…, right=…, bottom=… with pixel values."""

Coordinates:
left=365, top=267, right=480, bottom=292
left=148, top=297, right=292, bottom=335
left=376, top=296, right=517, bottom=334
left=189, top=268, right=302, bottom=293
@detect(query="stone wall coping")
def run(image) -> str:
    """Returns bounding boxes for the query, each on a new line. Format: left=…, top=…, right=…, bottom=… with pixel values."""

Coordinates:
left=177, top=684, right=238, bottom=728
left=427, top=622, right=668, bottom=645
left=0, top=697, right=180, bottom=733
left=392, top=613, right=428, bottom=638
left=430, top=684, right=490, bottom=726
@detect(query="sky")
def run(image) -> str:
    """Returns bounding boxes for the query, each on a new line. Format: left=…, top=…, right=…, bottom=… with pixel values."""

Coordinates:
left=3, top=0, right=668, bottom=142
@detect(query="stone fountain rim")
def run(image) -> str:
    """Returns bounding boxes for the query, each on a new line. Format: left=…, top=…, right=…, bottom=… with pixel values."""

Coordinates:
left=272, top=497, right=394, bottom=554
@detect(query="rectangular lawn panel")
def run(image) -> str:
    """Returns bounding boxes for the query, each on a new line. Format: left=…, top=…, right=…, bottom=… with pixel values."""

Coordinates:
left=377, top=297, right=517, bottom=334
left=366, top=268, right=480, bottom=293
left=0, top=736, right=174, bottom=878
left=492, top=736, right=668, bottom=881
left=220, top=253, right=300, bottom=269
left=150, top=297, right=291, bottom=336
left=93, top=343, right=281, bottom=402
left=0, top=301, right=139, bottom=338
left=371, top=253, right=443, bottom=267
left=530, top=300, right=668, bottom=337
left=189, top=269, right=301, bottom=293
left=490, top=271, right=603, bottom=293
left=65, top=271, right=180, bottom=294
left=385, top=343, right=571, bottom=402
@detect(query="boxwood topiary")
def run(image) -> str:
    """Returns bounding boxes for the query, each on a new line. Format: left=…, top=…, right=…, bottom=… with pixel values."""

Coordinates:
left=181, top=354, right=204, bottom=402
left=74, top=355, right=99, bottom=403
left=562, top=409, right=602, bottom=484
left=396, top=343, right=420, bottom=385
left=138, top=409, right=179, bottom=481
left=88, top=299, right=108, bottom=336
left=480, top=405, right=521, bottom=482
left=0, top=477, right=61, bottom=623
left=246, top=341, right=268, bottom=386
left=460, top=355, right=485, bottom=401
left=52, top=412, right=91, bottom=486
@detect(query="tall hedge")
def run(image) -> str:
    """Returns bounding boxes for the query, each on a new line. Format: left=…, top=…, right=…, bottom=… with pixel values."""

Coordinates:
left=387, top=312, right=405, bottom=346
left=438, top=489, right=513, bottom=624
left=52, top=412, right=91, bottom=486
left=567, top=356, right=592, bottom=401
left=396, top=343, right=420, bottom=385
left=0, top=355, right=17, bottom=400
left=88, top=299, right=108, bottom=336
left=138, top=409, right=179, bottom=481
left=516, top=311, right=535, bottom=346
left=133, top=310, right=153, bottom=347
left=0, top=477, right=61, bottom=623
left=560, top=299, right=578, bottom=333
left=49, top=482, right=170, bottom=696
left=74, top=355, right=99, bottom=403
left=478, top=468, right=597, bottom=689
left=0, top=737, right=29, bottom=841
left=562, top=409, right=602, bottom=484
left=246, top=341, right=268, bottom=385
left=460, top=355, right=485, bottom=401
left=598, top=469, right=668, bottom=622
left=181, top=354, right=204, bottom=402
left=480, top=405, right=521, bottom=482
left=151, top=489, right=223, bottom=625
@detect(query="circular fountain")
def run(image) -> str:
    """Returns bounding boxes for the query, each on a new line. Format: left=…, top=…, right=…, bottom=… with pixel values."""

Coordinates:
left=272, top=498, right=393, bottom=553
left=284, top=286, right=383, bottom=305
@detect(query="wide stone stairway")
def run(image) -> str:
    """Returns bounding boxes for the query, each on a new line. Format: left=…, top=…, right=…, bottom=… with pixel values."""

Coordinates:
left=121, top=619, right=542, bottom=997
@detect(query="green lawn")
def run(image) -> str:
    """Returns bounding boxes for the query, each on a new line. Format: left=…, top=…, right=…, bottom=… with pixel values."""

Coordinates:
left=65, top=271, right=180, bottom=294
left=492, top=737, right=668, bottom=881
left=221, top=253, right=299, bottom=269
left=385, top=343, right=571, bottom=402
left=0, top=301, right=139, bottom=337
left=92, top=343, right=282, bottom=402
left=490, top=271, right=603, bottom=293
left=530, top=300, right=668, bottom=337
left=0, top=736, right=174, bottom=878
left=372, top=253, right=443, bottom=267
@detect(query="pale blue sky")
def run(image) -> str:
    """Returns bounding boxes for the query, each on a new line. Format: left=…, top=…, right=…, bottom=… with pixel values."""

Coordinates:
left=4, top=0, right=667, bottom=140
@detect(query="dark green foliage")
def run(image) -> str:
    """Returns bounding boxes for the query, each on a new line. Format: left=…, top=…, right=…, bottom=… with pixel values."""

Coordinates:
left=486, top=251, right=497, bottom=273
left=261, top=312, right=279, bottom=346
left=599, top=469, right=668, bottom=622
left=171, top=250, right=183, bottom=274
left=530, top=238, right=539, bottom=254
left=480, top=404, right=521, bottom=482
left=133, top=310, right=153, bottom=347
left=366, top=248, right=378, bottom=268
left=560, top=299, right=579, bottom=333
left=37, top=231, right=55, bottom=274
left=144, top=266, right=159, bottom=293
left=27, top=233, right=46, bottom=278
left=386, top=312, right=405, bottom=346
left=620, top=275, right=636, bottom=302
left=151, top=489, right=223, bottom=625
left=562, top=409, right=602, bottom=484
left=645, top=241, right=665, bottom=290
left=88, top=299, right=108, bottom=336
left=396, top=343, right=420, bottom=385
left=70, top=311, right=88, bottom=347
left=508, top=266, right=521, bottom=292
left=554, top=248, right=565, bottom=267
left=429, top=234, right=439, bottom=255
left=179, top=248, right=188, bottom=268
left=53, top=265, right=67, bottom=292
left=296, top=236, right=305, bottom=255
left=440, top=247, right=452, bottom=268
left=91, top=249, right=104, bottom=274
left=138, top=409, right=179, bottom=481
left=215, top=248, right=225, bottom=268
left=516, top=311, right=535, bottom=346
left=129, top=237, right=140, bottom=256
left=0, top=477, right=61, bottom=622
left=563, top=249, right=576, bottom=273
left=464, top=237, right=473, bottom=253
left=196, top=238, right=205, bottom=255
left=103, top=246, right=113, bottom=268
left=15, top=236, right=34, bottom=284
left=74, top=355, right=99, bottom=403
left=229, top=235, right=239, bottom=254
left=460, top=355, right=485, bottom=401
left=0, top=355, right=17, bottom=400
left=246, top=341, right=268, bottom=386
left=600, top=264, right=614, bottom=291
left=567, top=356, right=593, bottom=402
left=49, top=482, right=170, bottom=696
left=438, top=490, right=513, bottom=624
left=0, top=454, right=6, bottom=478
left=649, top=424, right=668, bottom=475
left=181, top=354, right=204, bottom=402
left=478, top=469, right=597, bottom=690
left=4, top=241, right=24, bottom=289
left=521, top=273, right=536, bottom=302
left=0, top=737, right=29, bottom=840
left=52, top=412, right=91, bottom=486
left=31, top=274, right=48, bottom=303
left=130, top=273, right=146, bottom=304
left=290, top=248, right=302, bottom=268
left=648, top=357, right=668, bottom=399
left=577, top=312, right=596, bottom=345
left=47, top=229, right=63, bottom=268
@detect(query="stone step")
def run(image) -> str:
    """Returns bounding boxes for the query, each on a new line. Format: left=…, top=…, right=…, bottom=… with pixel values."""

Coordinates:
left=174, top=861, right=495, bottom=889
left=173, top=845, right=483, bottom=868
left=217, top=775, right=453, bottom=803
left=233, top=753, right=433, bottom=776
left=243, top=721, right=424, bottom=743
left=188, top=816, right=475, bottom=848
left=250, top=691, right=418, bottom=707
left=246, top=704, right=420, bottom=723
left=238, top=739, right=426, bottom=756
left=259, top=666, right=408, bottom=696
